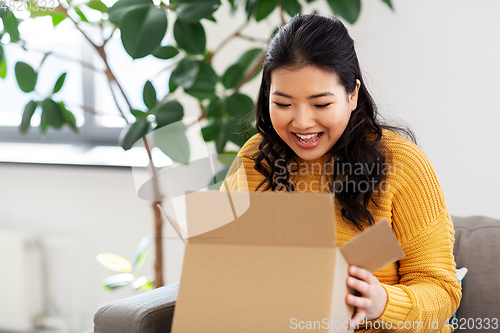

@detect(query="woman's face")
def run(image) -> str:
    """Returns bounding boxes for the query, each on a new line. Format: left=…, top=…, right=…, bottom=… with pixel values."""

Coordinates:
left=269, top=65, right=360, bottom=161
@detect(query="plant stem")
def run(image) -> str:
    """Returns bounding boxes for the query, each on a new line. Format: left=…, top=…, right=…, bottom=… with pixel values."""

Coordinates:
left=235, top=49, right=267, bottom=91
left=235, top=33, right=268, bottom=43
left=27, top=48, right=102, bottom=73
left=279, top=0, right=286, bottom=25
left=62, top=4, right=131, bottom=120
left=61, top=3, right=168, bottom=288
left=206, top=19, right=250, bottom=63
left=143, top=137, right=165, bottom=288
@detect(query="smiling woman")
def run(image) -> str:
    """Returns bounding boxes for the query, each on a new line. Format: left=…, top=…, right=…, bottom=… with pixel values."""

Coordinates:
left=269, top=65, right=360, bottom=161
left=221, top=14, right=462, bottom=333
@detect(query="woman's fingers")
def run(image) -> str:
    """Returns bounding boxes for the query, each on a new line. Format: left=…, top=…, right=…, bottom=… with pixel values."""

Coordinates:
left=347, top=276, right=370, bottom=295
left=349, top=265, right=378, bottom=285
left=350, top=308, right=368, bottom=328
left=346, top=265, right=388, bottom=322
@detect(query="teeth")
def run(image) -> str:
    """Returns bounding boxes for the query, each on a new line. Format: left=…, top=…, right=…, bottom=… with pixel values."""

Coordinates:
left=295, top=133, right=321, bottom=144
left=296, top=133, right=318, bottom=139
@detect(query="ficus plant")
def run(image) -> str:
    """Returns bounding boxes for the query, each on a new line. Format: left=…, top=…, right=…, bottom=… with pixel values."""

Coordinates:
left=0, top=0, right=394, bottom=290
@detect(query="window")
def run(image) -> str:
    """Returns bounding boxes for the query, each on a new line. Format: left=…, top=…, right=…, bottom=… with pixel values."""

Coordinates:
left=0, top=7, right=171, bottom=147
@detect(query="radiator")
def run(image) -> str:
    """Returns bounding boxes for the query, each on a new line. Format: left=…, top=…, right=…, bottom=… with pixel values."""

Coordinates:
left=0, top=229, right=43, bottom=331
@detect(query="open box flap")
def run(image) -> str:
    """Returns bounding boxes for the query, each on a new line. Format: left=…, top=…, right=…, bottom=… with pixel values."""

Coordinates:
left=339, top=218, right=405, bottom=273
left=185, top=190, right=337, bottom=248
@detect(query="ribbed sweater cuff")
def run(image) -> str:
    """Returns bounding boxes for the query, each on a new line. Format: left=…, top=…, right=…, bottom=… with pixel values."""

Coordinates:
left=376, top=284, right=413, bottom=324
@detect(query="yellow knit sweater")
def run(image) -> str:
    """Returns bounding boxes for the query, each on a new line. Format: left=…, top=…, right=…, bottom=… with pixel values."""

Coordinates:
left=221, top=129, right=462, bottom=333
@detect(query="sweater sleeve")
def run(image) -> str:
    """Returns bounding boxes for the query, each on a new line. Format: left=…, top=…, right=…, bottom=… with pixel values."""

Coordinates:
left=373, top=135, right=462, bottom=332
left=220, top=133, right=263, bottom=192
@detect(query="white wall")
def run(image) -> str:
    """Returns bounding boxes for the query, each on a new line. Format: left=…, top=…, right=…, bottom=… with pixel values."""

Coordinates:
left=1, top=0, right=499, bottom=331
left=0, top=163, right=185, bottom=332
left=348, top=0, right=500, bottom=219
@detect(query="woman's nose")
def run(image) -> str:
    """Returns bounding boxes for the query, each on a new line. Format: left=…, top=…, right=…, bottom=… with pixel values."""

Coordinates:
left=291, top=107, right=316, bottom=130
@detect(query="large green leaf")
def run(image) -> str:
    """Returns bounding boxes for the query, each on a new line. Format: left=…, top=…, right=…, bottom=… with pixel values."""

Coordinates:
left=74, top=6, right=89, bottom=22
left=215, top=123, right=228, bottom=153
left=226, top=92, right=254, bottom=118
left=152, top=45, right=179, bottom=60
left=131, top=276, right=153, bottom=291
left=130, top=109, right=148, bottom=119
left=120, top=5, right=167, bottom=59
left=15, top=62, right=37, bottom=93
left=245, top=0, right=257, bottom=20
left=184, top=61, right=217, bottom=100
left=201, top=120, right=220, bottom=142
left=168, top=74, right=178, bottom=93
left=326, top=0, right=361, bottom=24
left=173, top=19, right=206, bottom=55
left=170, top=58, right=199, bottom=88
left=381, top=0, right=393, bottom=10
left=29, top=6, right=67, bottom=26
left=0, top=2, right=10, bottom=19
left=0, top=45, right=4, bottom=63
left=107, top=0, right=151, bottom=25
left=3, top=11, right=20, bottom=42
left=206, top=96, right=224, bottom=119
left=155, top=100, right=184, bottom=129
left=133, top=237, right=151, bottom=271
left=143, top=80, right=157, bottom=110
left=222, top=63, right=244, bottom=90
left=217, top=151, right=237, bottom=165
left=19, top=100, right=38, bottom=134
left=0, top=57, right=6, bottom=79
left=102, top=273, right=135, bottom=291
left=255, top=0, right=277, bottom=22
left=176, top=0, right=220, bottom=22
left=50, top=12, right=66, bottom=26
left=53, top=72, right=66, bottom=94
left=58, top=101, right=78, bottom=133
left=153, top=121, right=190, bottom=164
left=85, top=0, right=108, bottom=12
left=237, top=48, right=263, bottom=73
left=97, top=253, right=132, bottom=272
left=41, top=99, right=65, bottom=129
left=120, top=118, right=151, bottom=150
left=283, top=0, right=301, bottom=16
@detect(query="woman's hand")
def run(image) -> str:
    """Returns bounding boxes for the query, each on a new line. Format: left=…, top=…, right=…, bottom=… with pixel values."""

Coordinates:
left=346, top=265, right=388, bottom=328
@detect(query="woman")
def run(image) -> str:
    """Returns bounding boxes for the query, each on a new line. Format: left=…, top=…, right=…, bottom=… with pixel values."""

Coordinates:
left=221, top=14, right=461, bottom=332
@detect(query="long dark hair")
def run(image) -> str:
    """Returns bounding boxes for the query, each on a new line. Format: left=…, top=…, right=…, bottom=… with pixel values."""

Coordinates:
left=252, top=14, right=416, bottom=230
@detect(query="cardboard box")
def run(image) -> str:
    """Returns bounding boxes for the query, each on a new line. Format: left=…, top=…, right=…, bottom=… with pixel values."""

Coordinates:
left=170, top=190, right=404, bottom=332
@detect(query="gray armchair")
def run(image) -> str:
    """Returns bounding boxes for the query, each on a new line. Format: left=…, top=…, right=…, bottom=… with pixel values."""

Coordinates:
left=93, top=215, right=500, bottom=333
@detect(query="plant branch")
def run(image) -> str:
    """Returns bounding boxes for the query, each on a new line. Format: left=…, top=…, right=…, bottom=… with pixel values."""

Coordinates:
left=235, top=33, right=268, bottom=43
left=64, top=102, right=105, bottom=115
left=103, top=26, right=117, bottom=47
left=160, top=2, right=176, bottom=11
left=187, top=112, right=207, bottom=128
left=107, top=79, right=129, bottom=123
left=279, top=0, right=286, bottom=25
left=27, top=47, right=102, bottom=73
left=62, top=4, right=132, bottom=118
left=206, top=19, right=250, bottom=63
left=235, top=49, right=267, bottom=91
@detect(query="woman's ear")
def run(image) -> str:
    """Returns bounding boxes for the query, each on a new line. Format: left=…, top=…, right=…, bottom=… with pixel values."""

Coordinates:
left=350, top=79, right=361, bottom=112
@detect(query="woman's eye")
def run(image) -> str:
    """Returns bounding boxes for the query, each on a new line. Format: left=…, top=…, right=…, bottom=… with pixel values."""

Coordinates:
left=315, top=103, right=332, bottom=108
left=274, top=103, right=291, bottom=108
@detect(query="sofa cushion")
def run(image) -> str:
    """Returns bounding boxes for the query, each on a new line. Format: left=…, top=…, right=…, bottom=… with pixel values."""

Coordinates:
left=452, top=215, right=500, bottom=329
left=94, top=282, right=179, bottom=333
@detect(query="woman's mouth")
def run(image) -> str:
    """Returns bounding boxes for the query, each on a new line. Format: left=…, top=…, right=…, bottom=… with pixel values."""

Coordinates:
left=292, top=132, right=323, bottom=148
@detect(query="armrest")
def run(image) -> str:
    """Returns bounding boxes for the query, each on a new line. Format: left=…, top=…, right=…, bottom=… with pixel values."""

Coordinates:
left=93, top=283, right=179, bottom=333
